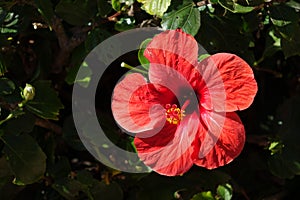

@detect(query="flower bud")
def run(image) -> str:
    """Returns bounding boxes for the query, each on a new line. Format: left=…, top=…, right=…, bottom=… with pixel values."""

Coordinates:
left=23, top=83, right=35, bottom=101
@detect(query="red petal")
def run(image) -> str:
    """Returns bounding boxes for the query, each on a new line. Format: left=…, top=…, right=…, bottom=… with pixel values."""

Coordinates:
left=134, top=112, right=200, bottom=176
left=197, top=53, right=257, bottom=112
left=144, top=30, right=200, bottom=85
left=149, top=63, right=200, bottom=107
left=194, top=112, right=245, bottom=169
left=112, top=73, right=174, bottom=133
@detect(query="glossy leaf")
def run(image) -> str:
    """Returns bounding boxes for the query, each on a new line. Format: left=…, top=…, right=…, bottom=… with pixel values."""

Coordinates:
left=217, top=184, right=233, bottom=200
left=161, top=0, right=200, bottom=36
left=137, top=0, right=171, bottom=17
left=1, top=134, right=46, bottom=185
left=191, top=191, right=215, bottom=200
left=26, top=81, right=64, bottom=120
left=111, top=0, right=121, bottom=11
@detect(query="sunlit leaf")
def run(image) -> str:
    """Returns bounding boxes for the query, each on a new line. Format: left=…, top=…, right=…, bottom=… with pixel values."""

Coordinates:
left=269, top=4, right=298, bottom=27
left=218, top=0, right=255, bottom=13
left=161, top=0, right=200, bottom=36
left=217, top=184, right=233, bottom=200
left=191, top=191, right=215, bottom=200
left=111, top=0, right=121, bottom=11
left=114, top=17, right=135, bottom=32
left=137, top=0, right=171, bottom=17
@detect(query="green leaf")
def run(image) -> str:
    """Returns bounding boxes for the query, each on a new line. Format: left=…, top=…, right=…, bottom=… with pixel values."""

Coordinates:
left=62, top=116, right=86, bottom=151
left=55, top=0, right=97, bottom=26
left=218, top=0, right=255, bottom=13
left=4, top=112, right=35, bottom=135
left=114, top=17, right=135, bottom=32
left=66, top=27, right=110, bottom=85
left=191, top=191, right=215, bottom=200
left=286, top=0, right=300, bottom=10
left=111, top=0, right=121, bottom=11
left=198, top=54, right=210, bottom=62
left=91, top=181, right=123, bottom=200
left=52, top=177, right=89, bottom=200
left=137, top=0, right=171, bottom=18
left=138, top=38, right=151, bottom=70
left=0, top=53, right=8, bottom=76
left=72, top=61, right=92, bottom=88
left=161, top=0, right=200, bottom=36
left=197, top=12, right=254, bottom=63
left=1, top=134, right=46, bottom=185
left=25, top=80, right=64, bottom=120
left=47, top=157, right=71, bottom=179
left=269, top=4, right=298, bottom=27
left=261, top=29, right=281, bottom=59
left=279, top=25, right=300, bottom=58
left=217, top=184, right=233, bottom=200
left=85, top=27, right=111, bottom=53
left=268, top=95, right=300, bottom=178
left=0, top=156, right=13, bottom=180
left=0, top=77, right=15, bottom=96
left=34, top=0, right=54, bottom=25
left=97, top=0, right=112, bottom=17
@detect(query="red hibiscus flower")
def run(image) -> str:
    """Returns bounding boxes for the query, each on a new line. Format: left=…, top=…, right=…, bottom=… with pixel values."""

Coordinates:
left=111, top=29, right=257, bottom=176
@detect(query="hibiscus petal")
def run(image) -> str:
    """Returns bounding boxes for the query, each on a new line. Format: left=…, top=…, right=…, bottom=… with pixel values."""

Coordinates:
left=144, top=29, right=200, bottom=84
left=112, top=73, right=174, bottom=134
left=197, top=53, right=257, bottom=112
left=149, top=64, right=200, bottom=110
left=194, top=112, right=245, bottom=169
left=134, top=112, right=200, bottom=176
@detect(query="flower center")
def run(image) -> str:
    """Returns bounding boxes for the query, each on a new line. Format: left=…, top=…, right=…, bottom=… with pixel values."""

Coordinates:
left=165, top=104, right=185, bottom=125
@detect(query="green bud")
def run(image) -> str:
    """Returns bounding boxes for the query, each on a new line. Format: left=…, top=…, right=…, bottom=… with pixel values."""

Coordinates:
left=23, top=83, right=35, bottom=101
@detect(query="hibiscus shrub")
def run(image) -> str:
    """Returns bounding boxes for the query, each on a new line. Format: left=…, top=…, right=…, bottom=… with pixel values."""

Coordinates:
left=0, top=0, right=300, bottom=199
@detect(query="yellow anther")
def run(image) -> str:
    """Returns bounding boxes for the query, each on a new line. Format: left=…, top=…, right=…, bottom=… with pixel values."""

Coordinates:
left=165, top=104, right=185, bottom=125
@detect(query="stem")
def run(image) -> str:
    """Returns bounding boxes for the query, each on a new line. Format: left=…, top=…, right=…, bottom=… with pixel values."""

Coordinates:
left=121, top=62, right=148, bottom=74
left=0, top=113, right=14, bottom=126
